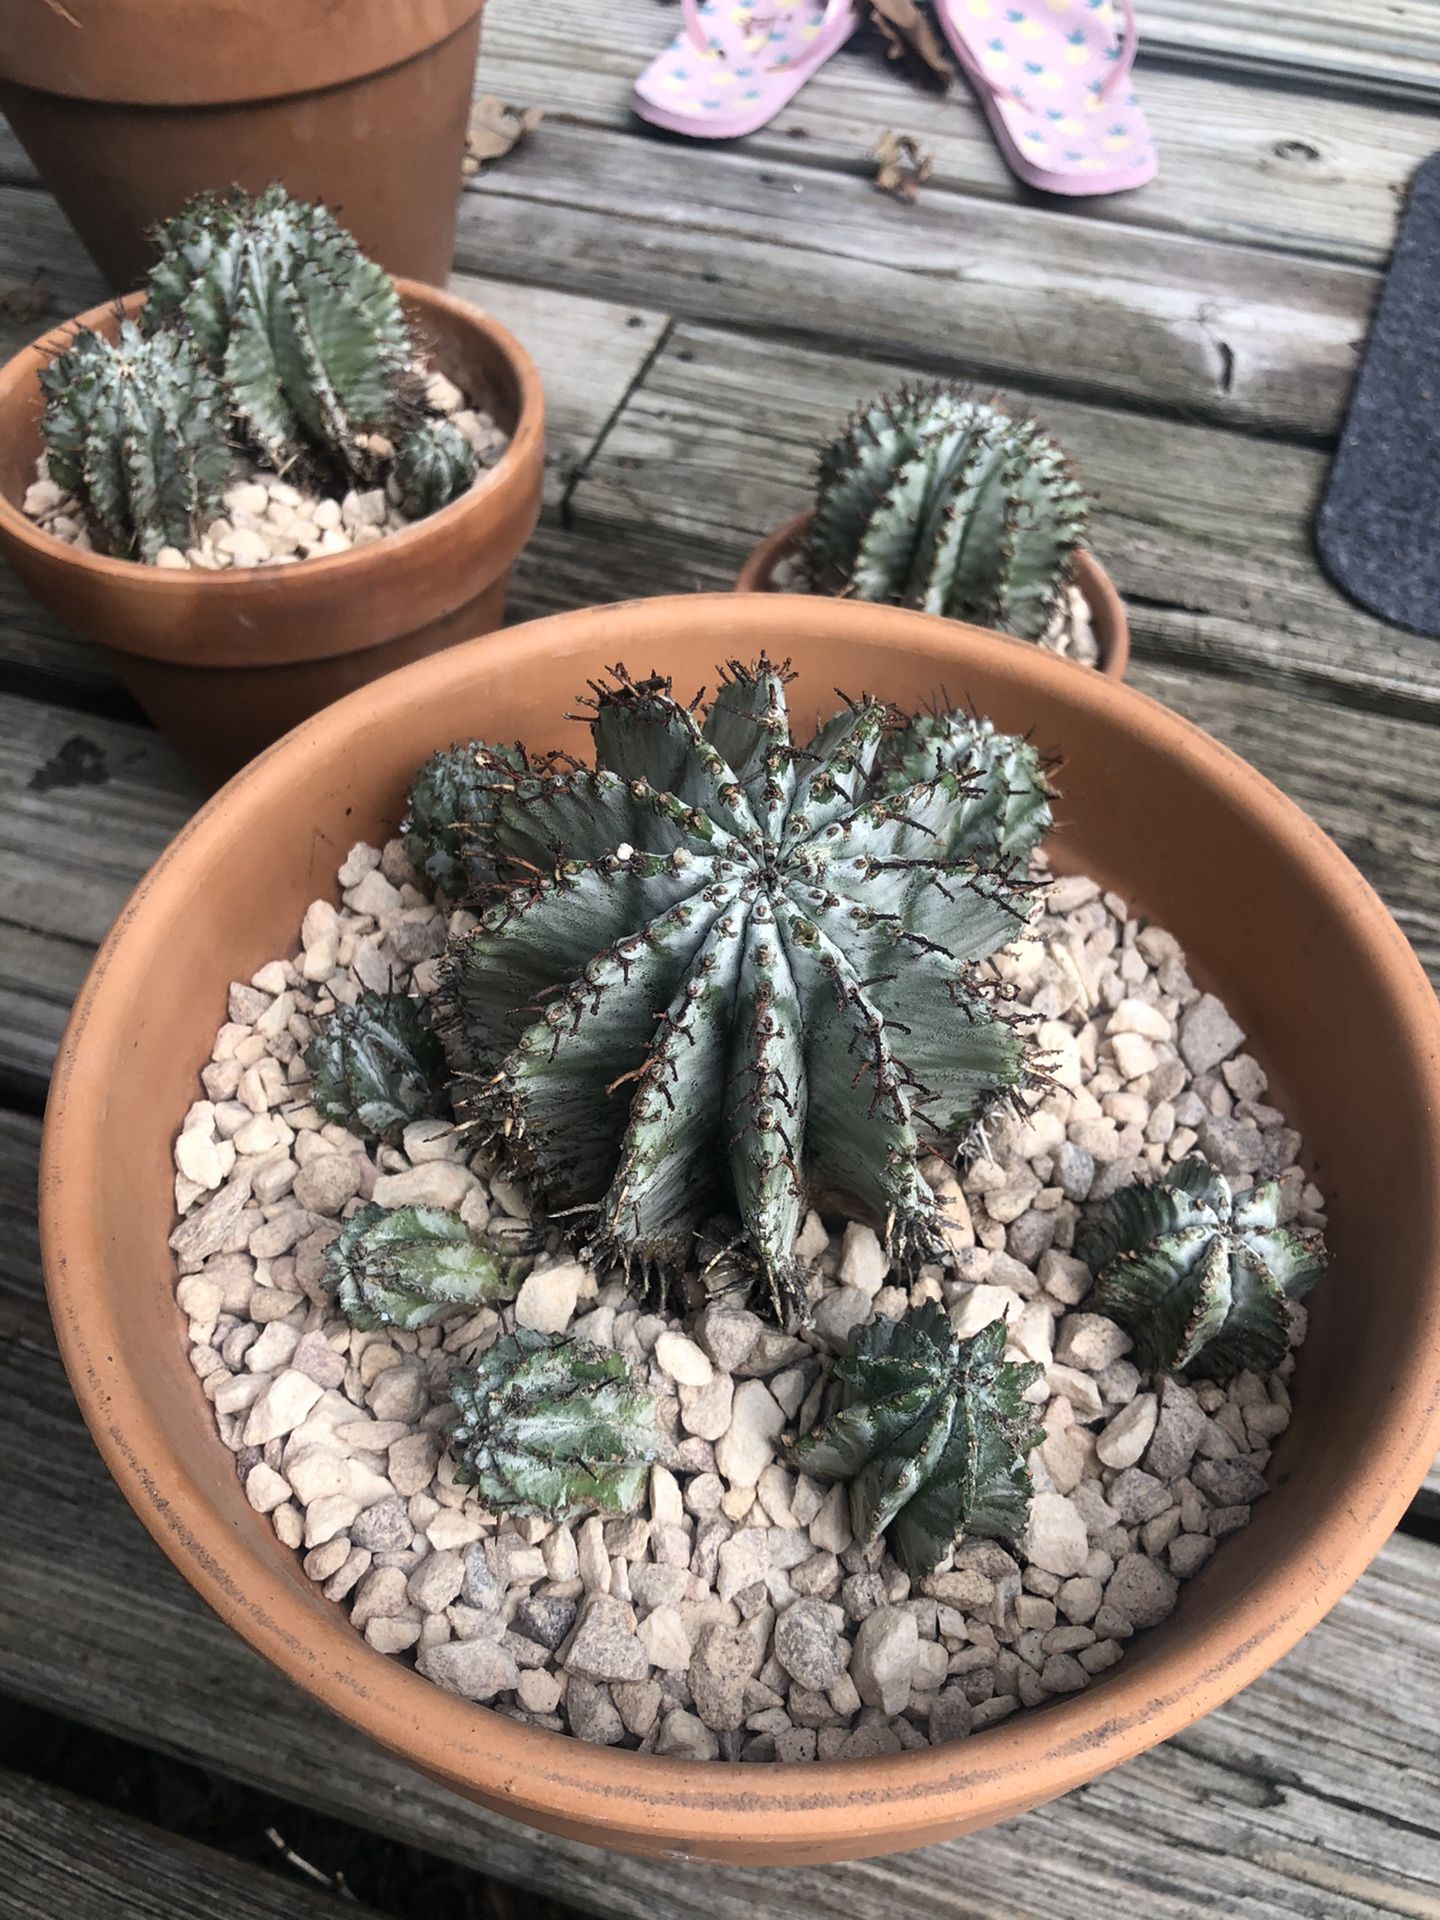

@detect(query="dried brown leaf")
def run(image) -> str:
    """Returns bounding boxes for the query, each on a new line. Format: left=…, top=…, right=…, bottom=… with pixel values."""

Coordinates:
left=872, top=131, right=934, bottom=203
left=464, top=95, right=544, bottom=174
left=0, top=278, right=58, bottom=323
left=866, top=0, right=954, bottom=86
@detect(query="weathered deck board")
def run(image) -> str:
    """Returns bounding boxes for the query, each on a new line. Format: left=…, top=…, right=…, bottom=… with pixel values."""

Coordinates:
left=1135, top=0, right=1440, bottom=99
left=0, top=1769, right=390, bottom=1920
left=476, top=0, right=1433, bottom=268
left=0, top=1101, right=1436, bottom=1915
left=454, top=118, right=1372, bottom=439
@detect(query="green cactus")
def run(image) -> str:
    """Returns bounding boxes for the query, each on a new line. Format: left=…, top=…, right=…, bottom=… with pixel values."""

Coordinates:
left=441, top=660, right=1040, bottom=1323
left=401, top=740, right=528, bottom=901
left=144, top=185, right=475, bottom=500
left=1079, top=1155, right=1326, bottom=1381
left=304, top=988, right=449, bottom=1144
left=447, top=1328, right=662, bottom=1518
left=38, top=322, right=231, bottom=561
left=394, top=419, right=477, bottom=518
left=790, top=1303, right=1044, bottom=1574
left=808, top=386, right=1088, bottom=643
left=882, top=710, right=1055, bottom=865
left=325, top=1202, right=532, bottom=1331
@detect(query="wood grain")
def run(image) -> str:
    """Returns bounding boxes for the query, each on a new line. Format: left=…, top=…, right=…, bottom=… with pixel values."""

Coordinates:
left=0, top=1769, right=390, bottom=1920
left=1, top=1108, right=1437, bottom=1918
left=572, top=319, right=1440, bottom=719
left=475, top=0, right=1435, bottom=267
left=453, top=118, right=1374, bottom=438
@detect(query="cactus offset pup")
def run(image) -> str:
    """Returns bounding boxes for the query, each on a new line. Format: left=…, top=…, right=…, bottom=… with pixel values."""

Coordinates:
left=442, top=662, right=1043, bottom=1321
left=791, top=1302, right=1044, bottom=1574
left=1080, top=1154, right=1327, bottom=1381
left=808, top=385, right=1089, bottom=643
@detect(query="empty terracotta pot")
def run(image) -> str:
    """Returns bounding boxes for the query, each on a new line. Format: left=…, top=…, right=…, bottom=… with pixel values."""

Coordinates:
left=0, top=0, right=484, bottom=290
left=39, top=596, right=1440, bottom=1863
left=737, top=508, right=1130, bottom=680
left=0, top=281, right=543, bottom=785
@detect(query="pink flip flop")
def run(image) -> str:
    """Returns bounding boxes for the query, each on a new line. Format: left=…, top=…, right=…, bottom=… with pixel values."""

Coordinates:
left=633, top=0, right=861, bottom=140
left=935, top=0, right=1156, bottom=195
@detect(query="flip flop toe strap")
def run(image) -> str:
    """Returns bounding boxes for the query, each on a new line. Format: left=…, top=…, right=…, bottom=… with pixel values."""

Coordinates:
left=681, top=0, right=856, bottom=68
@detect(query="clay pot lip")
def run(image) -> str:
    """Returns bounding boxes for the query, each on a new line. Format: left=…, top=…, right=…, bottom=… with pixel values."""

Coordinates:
left=39, top=595, right=1440, bottom=1860
left=736, top=507, right=1131, bottom=681
left=0, top=278, right=545, bottom=663
left=0, top=0, right=485, bottom=108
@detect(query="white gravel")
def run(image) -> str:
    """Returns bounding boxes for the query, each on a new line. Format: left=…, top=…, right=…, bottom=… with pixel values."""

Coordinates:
left=23, top=370, right=507, bottom=569
left=169, top=835, right=1323, bottom=1761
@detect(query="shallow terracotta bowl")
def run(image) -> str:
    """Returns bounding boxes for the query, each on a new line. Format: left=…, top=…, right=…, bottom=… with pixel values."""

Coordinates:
left=40, top=595, right=1440, bottom=1864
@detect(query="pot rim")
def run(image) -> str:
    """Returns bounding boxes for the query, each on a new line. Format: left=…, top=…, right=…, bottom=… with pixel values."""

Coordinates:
left=737, top=507, right=1131, bottom=681
left=39, top=594, right=1440, bottom=1861
left=0, top=0, right=485, bottom=107
left=0, top=279, right=545, bottom=665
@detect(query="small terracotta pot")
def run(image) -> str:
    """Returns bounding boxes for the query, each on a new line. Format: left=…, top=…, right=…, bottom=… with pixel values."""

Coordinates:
left=40, top=595, right=1440, bottom=1862
left=0, top=282, right=543, bottom=784
left=737, top=508, right=1130, bottom=680
left=0, top=0, right=484, bottom=290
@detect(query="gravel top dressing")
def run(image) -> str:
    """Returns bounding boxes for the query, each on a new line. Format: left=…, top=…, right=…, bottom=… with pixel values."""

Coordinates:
left=169, top=834, right=1323, bottom=1762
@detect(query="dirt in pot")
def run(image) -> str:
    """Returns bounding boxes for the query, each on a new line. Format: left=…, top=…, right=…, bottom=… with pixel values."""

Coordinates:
left=168, top=833, right=1323, bottom=1762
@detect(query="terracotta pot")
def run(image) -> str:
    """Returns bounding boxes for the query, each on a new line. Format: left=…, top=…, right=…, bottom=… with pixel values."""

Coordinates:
left=737, top=508, right=1130, bottom=680
left=40, top=596, right=1440, bottom=1863
left=0, top=0, right=484, bottom=290
left=0, top=282, right=543, bottom=784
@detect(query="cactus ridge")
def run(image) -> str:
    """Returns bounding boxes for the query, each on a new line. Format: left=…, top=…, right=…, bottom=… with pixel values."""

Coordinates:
left=38, top=321, right=232, bottom=561
left=441, top=660, right=1044, bottom=1322
left=809, top=383, right=1089, bottom=643
left=791, top=1301, right=1044, bottom=1573
left=880, top=708, right=1057, bottom=866
left=1079, top=1154, right=1327, bottom=1380
left=448, top=1327, right=662, bottom=1518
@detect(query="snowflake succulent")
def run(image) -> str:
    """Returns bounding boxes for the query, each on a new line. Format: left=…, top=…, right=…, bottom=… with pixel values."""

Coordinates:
left=1079, top=1154, right=1327, bottom=1381
left=791, top=1302, right=1044, bottom=1574
left=447, top=1328, right=662, bottom=1518
left=304, top=987, right=449, bottom=1144
left=38, top=322, right=231, bottom=561
left=881, top=709, right=1056, bottom=864
left=325, top=1203, right=532, bottom=1331
left=441, top=660, right=1043, bottom=1321
left=808, top=385, right=1088, bottom=642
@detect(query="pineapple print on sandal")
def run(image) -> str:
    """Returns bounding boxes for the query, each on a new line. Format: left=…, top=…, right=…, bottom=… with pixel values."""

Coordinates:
left=936, top=0, right=1156, bottom=195
left=633, top=0, right=861, bottom=140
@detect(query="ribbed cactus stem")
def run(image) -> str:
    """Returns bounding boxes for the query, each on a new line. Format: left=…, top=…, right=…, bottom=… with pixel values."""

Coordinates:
left=809, top=385, right=1089, bottom=642
left=441, top=661, right=1044, bottom=1322
left=38, top=321, right=231, bottom=562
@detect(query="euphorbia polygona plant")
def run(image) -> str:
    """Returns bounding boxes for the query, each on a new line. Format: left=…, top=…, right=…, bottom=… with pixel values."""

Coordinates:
left=437, top=662, right=1042, bottom=1321
left=145, top=185, right=476, bottom=497
left=304, top=987, right=450, bottom=1144
left=448, top=1328, right=661, bottom=1518
left=38, top=185, right=476, bottom=557
left=808, top=385, right=1088, bottom=642
left=401, top=739, right=527, bottom=900
left=791, top=1302, right=1044, bottom=1573
left=1079, top=1155, right=1327, bottom=1381
left=325, top=1203, right=532, bottom=1331
left=38, top=322, right=232, bottom=561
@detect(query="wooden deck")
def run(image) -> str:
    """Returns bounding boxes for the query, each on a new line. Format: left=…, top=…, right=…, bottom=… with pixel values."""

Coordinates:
left=2, top=0, right=1439, bottom=1910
